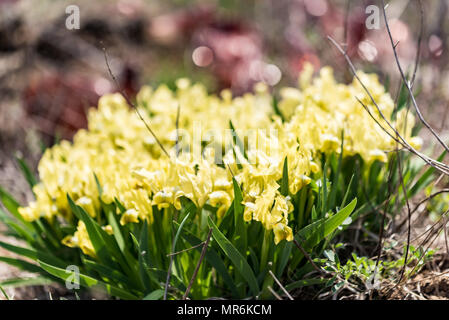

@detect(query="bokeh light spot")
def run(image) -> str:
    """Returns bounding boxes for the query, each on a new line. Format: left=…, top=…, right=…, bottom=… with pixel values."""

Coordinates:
left=262, top=64, right=282, bottom=86
left=429, top=34, right=443, bottom=57
left=94, top=78, right=112, bottom=95
left=358, top=40, right=378, bottom=62
left=304, top=0, right=328, bottom=17
left=192, top=46, right=214, bottom=67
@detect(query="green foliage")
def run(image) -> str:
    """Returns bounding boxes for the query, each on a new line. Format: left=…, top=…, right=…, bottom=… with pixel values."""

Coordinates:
left=322, top=242, right=435, bottom=293
left=0, top=138, right=435, bottom=300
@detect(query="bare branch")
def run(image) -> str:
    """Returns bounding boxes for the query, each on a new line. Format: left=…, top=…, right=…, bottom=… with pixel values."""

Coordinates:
left=102, top=47, right=170, bottom=157
left=410, top=0, right=424, bottom=88
left=328, top=35, right=449, bottom=176
left=183, top=228, right=213, bottom=300
left=396, top=188, right=449, bottom=231
left=293, top=238, right=325, bottom=275
left=403, top=0, right=424, bottom=137
left=373, top=152, right=398, bottom=294
left=164, top=232, right=176, bottom=300
left=408, top=211, right=449, bottom=279
left=268, top=270, right=294, bottom=300
left=396, top=151, right=412, bottom=284
left=166, top=241, right=205, bottom=257
left=267, top=286, right=283, bottom=300
left=380, top=0, right=449, bottom=154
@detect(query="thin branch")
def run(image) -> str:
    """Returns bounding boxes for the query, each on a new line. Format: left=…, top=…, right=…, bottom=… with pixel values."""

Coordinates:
left=396, top=188, right=449, bottom=231
left=102, top=47, right=170, bottom=157
left=380, top=0, right=449, bottom=155
left=410, top=0, right=424, bottom=88
left=408, top=213, right=449, bottom=279
left=164, top=233, right=176, bottom=300
left=267, top=286, right=283, bottom=300
left=182, top=228, right=213, bottom=300
left=396, top=150, right=412, bottom=284
left=411, top=209, right=449, bottom=243
left=411, top=189, right=449, bottom=215
left=403, top=0, right=423, bottom=139
left=268, top=270, right=294, bottom=300
left=166, top=241, right=205, bottom=257
left=327, top=36, right=409, bottom=149
left=355, top=97, right=407, bottom=149
left=293, top=238, right=325, bottom=275
left=372, top=153, right=398, bottom=299
left=328, top=36, right=449, bottom=176
left=444, top=216, right=449, bottom=256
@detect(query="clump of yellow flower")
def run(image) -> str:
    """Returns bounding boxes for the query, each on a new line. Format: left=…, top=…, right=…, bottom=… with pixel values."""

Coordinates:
left=279, top=63, right=422, bottom=163
left=18, top=64, right=422, bottom=255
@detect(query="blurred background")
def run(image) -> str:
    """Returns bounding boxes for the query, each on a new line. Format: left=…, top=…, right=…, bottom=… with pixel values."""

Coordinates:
left=0, top=0, right=448, bottom=218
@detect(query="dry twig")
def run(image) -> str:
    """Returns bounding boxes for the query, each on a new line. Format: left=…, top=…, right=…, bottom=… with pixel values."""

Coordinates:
left=183, top=228, right=213, bottom=300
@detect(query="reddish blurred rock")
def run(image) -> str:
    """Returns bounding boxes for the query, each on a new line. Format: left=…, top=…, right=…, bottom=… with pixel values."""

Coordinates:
left=23, top=72, right=104, bottom=142
left=149, top=5, right=215, bottom=45
left=0, top=0, right=20, bottom=5
left=192, top=21, right=264, bottom=93
left=0, top=16, right=26, bottom=53
left=147, top=5, right=267, bottom=93
left=319, top=4, right=367, bottom=58
left=23, top=65, right=139, bottom=143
